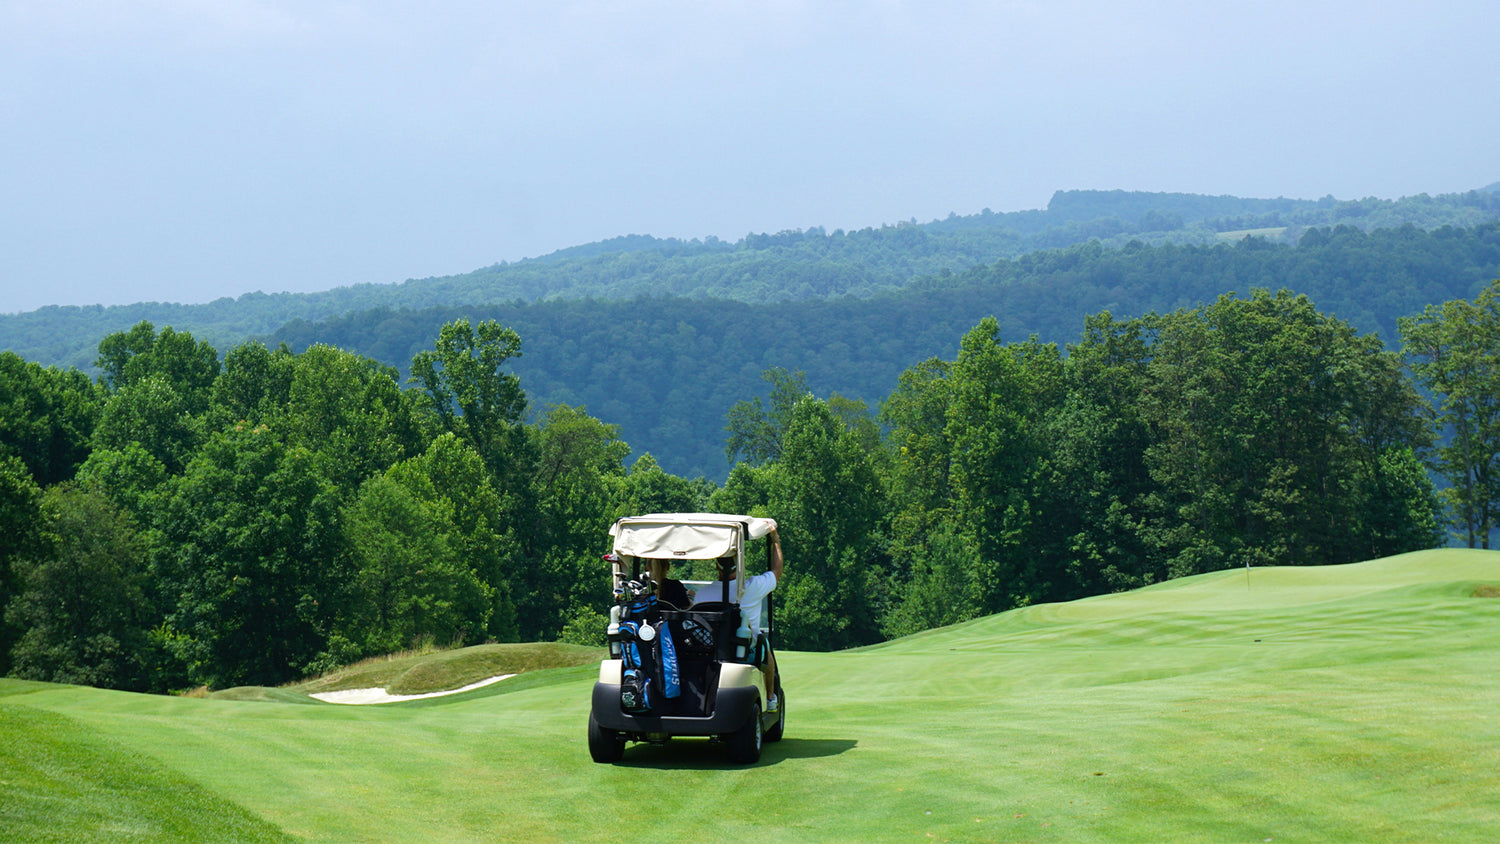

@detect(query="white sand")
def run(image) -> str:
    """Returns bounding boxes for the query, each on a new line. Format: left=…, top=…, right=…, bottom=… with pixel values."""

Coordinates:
left=310, top=674, right=516, bottom=705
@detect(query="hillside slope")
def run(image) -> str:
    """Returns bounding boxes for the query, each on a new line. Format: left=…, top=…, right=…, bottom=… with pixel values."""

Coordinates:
left=3, top=549, right=1497, bottom=842
left=271, top=223, right=1500, bottom=479
left=5, top=187, right=1498, bottom=373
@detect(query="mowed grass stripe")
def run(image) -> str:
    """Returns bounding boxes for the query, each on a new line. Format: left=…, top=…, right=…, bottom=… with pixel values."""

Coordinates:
left=3, top=548, right=1498, bottom=841
left=0, top=701, right=291, bottom=843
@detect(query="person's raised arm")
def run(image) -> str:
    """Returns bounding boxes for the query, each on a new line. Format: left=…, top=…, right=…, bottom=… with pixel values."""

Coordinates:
left=768, top=528, right=783, bottom=581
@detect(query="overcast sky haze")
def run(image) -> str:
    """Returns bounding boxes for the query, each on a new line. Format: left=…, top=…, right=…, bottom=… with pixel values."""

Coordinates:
left=2, top=0, right=1496, bottom=314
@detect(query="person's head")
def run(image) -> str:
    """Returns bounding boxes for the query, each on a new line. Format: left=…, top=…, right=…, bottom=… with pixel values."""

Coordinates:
left=715, top=555, right=737, bottom=578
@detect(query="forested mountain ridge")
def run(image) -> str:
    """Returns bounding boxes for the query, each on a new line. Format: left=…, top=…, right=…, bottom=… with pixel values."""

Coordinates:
left=5, top=187, right=1499, bottom=372
left=11, top=215, right=1500, bottom=692
left=267, top=223, right=1500, bottom=480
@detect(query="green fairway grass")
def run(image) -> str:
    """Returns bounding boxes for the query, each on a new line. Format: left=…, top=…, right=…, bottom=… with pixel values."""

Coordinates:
left=0, top=692, right=292, bottom=843
left=4, top=549, right=1499, bottom=842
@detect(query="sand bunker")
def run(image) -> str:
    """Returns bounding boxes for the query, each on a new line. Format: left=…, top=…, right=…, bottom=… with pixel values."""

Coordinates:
left=310, top=674, right=516, bottom=705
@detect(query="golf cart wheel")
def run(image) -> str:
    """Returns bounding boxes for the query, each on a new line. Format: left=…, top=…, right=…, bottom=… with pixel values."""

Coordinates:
left=726, top=700, right=763, bottom=764
left=764, top=683, right=785, bottom=743
left=588, top=712, right=625, bottom=763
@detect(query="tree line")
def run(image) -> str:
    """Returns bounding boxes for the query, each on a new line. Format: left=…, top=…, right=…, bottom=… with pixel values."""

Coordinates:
left=270, top=223, right=1500, bottom=480
left=0, top=320, right=711, bottom=691
left=3, top=279, right=1499, bottom=693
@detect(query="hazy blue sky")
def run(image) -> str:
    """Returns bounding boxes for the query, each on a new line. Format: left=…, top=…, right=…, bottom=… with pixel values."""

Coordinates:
left=2, top=1, right=1496, bottom=314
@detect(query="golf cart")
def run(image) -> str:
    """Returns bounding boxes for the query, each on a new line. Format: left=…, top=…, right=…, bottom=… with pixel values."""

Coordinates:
left=587, top=513, right=785, bottom=764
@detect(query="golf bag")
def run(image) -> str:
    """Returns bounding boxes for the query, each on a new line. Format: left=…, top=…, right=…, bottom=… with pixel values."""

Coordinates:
left=613, top=581, right=680, bottom=715
left=617, top=619, right=680, bottom=714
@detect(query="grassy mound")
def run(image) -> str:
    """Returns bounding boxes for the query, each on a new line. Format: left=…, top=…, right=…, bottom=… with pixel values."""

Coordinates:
left=3, top=549, right=1498, bottom=842
left=205, top=641, right=604, bottom=702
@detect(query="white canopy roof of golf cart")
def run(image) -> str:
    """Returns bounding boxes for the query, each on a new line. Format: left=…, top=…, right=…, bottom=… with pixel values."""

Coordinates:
left=609, top=513, right=777, bottom=560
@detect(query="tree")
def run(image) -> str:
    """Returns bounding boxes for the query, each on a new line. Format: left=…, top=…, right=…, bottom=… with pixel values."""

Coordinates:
left=410, top=319, right=529, bottom=482
left=1041, top=311, right=1158, bottom=594
left=614, top=454, right=711, bottom=518
left=96, top=321, right=158, bottom=389
left=945, top=317, right=1058, bottom=610
left=409, top=319, right=540, bottom=588
left=1400, top=279, right=1500, bottom=547
left=878, top=522, right=981, bottom=640
left=0, top=353, right=101, bottom=487
left=92, top=375, right=199, bottom=475
left=1362, top=447, right=1444, bottom=555
left=718, top=396, right=885, bottom=650
left=0, top=455, right=44, bottom=674
left=279, top=344, right=424, bottom=494
left=73, top=443, right=169, bottom=520
left=97, top=322, right=220, bottom=414
left=387, top=433, right=521, bottom=642
left=1144, top=290, right=1436, bottom=571
left=6, top=484, right=152, bottom=690
left=526, top=404, right=630, bottom=640
left=723, top=367, right=811, bottom=467
left=208, top=341, right=295, bottom=427
left=881, top=358, right=959, bottom=602
left=338, top=473, right=493, bottom=659
left=152, top=423, right=344, bottom=688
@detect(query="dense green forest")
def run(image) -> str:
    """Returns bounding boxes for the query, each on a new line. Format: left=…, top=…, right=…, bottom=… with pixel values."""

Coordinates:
left=269, top=223, right=1500, bottom=479
left=5, top=276, right=1500, bottom=693
left=5, top=188, right=1498, bottom=373
left=5, top=186, right=1500, bottom=696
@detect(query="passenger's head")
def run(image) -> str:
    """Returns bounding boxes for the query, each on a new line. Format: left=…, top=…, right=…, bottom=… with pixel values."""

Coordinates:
left=715, top=555, right=737, bottom=577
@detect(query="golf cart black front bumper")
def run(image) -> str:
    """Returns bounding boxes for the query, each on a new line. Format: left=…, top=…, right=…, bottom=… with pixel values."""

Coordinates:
left=591, top=682, right=759, bottom=735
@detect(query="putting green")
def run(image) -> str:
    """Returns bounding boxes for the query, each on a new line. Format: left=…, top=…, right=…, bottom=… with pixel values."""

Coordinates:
left=4, top=549, right=1499, bottom=842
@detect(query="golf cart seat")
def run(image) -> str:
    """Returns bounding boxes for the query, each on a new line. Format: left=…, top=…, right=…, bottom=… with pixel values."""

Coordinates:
left=663, top=603, right=740, bottom=661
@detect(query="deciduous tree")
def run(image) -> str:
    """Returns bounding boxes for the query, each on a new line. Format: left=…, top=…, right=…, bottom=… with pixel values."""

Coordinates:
left=6, top=484, right=152, bottom=690
left=1400, top=279, right=1500, bottom=547
left=945, top=317, right=1058, bottom=610
left=723, top=367, right=811, bottom=467
left=410, top=319, right=529, bottom=483
left=338, top=473, right=492, bottom=659
left=0, top=455, right=43, bottom=674
left=0, top=353, right=101, bottom=486
left=152, top=423, right=343, bottom=688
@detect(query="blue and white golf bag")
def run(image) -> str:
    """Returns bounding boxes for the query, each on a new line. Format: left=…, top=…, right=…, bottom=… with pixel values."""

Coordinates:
left=617, top=618, right=680, bottom=715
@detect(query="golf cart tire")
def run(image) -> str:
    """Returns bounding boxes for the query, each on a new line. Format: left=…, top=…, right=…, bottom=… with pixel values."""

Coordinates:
left=764, top=683, right=785, bottom=743
left=588, top=712, right=625, bottom=763
left=726, top=700, right=763, bottom=764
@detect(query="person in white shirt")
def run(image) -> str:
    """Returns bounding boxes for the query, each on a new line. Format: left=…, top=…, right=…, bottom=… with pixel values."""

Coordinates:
left=691, top=528, right=783, bottom=710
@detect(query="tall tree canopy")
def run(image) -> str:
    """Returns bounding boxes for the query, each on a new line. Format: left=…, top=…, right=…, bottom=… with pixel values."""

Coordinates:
left=410, top=319, right=529, bottom=480
left=0, top=286, right=1465, bottom=691
left=7, top=484, right=151, bottom=690
left=152, top=423, right=345, bottom=688
left=1400, top=277, right=1500, bottom=547
left=0, top=353, right=100, bottom=487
